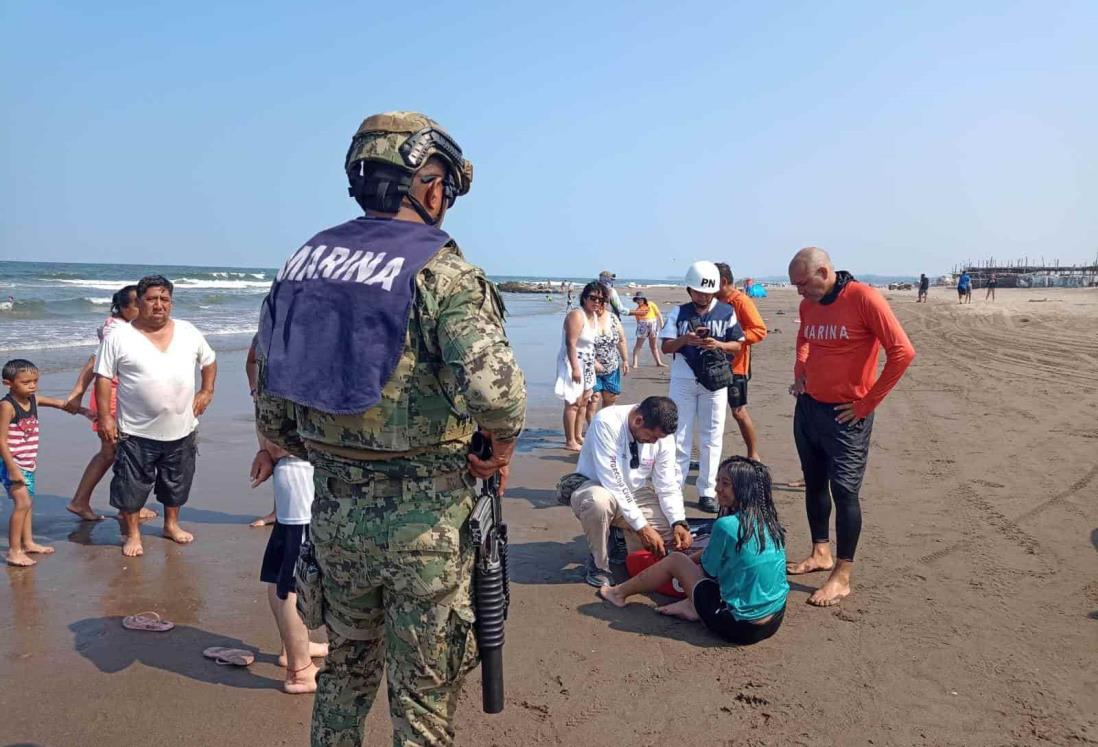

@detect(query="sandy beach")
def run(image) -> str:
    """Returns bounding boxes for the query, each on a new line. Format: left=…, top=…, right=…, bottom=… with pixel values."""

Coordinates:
left=2, top=285, right=1096, bottom=746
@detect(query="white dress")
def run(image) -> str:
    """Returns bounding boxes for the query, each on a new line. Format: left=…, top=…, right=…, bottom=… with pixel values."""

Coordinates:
left=554, top=311, right=597, bottom=404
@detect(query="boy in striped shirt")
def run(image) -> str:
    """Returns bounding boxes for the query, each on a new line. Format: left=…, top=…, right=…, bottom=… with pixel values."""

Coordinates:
left=2, top=359, right=89, bottom=566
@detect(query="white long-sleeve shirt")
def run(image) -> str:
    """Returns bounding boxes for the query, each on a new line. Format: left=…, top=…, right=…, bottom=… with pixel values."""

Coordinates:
left=575, top=404, right=685, bottom=530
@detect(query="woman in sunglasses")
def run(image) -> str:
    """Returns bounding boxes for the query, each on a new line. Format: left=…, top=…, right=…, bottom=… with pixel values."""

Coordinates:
left=554, top=281, right=603, bottom=450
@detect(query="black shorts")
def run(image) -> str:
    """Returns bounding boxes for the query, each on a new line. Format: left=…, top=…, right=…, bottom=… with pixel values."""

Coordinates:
left=110, top=432, right=198, bottom=513
left=260, top=521, right=307, bottom=599
left=793, top=394, right=874, bottom=494
left=693, top=577, right=784, bottom=645
left=727, top=375, right=749, bottom=409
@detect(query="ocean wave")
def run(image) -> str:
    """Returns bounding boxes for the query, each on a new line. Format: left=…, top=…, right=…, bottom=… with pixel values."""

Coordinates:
left=56, top=277, right=270, bottom=291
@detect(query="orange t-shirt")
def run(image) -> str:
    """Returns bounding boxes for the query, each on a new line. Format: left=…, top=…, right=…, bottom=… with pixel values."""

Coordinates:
left=718, top=289, right=767, bottom=376
left=795, top=280, right=915, bottom=419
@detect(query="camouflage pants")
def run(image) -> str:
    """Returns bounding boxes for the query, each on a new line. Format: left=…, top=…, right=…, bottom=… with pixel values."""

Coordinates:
left=308, top=458, right=479, bottom=747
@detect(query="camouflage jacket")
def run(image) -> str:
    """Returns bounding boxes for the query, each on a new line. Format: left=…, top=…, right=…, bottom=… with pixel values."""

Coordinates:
left=256, top=241, right=526, bottom=463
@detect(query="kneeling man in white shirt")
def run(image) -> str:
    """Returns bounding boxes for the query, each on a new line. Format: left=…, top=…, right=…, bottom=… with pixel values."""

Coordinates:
left=570, top=396, right=691, bottom=587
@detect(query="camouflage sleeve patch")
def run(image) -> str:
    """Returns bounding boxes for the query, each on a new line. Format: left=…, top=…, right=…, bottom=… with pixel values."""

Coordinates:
left=435, top=265, right=526, bottom=440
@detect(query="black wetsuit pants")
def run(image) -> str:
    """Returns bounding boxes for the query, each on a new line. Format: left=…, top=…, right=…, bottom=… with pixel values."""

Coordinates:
left=793, top=394, right=874, bottom=561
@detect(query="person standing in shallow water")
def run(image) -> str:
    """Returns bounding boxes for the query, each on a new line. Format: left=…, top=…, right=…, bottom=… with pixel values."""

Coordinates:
left=786, top=247, right=914, bottom=606
left=95, top=274, right=217, bottom=557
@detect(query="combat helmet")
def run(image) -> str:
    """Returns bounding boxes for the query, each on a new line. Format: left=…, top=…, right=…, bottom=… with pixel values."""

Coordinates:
left=345, top=112, right=473, bottom=224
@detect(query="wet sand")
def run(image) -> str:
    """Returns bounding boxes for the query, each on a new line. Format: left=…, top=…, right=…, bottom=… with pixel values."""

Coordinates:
left=2, top=286, right=1097, bottom=745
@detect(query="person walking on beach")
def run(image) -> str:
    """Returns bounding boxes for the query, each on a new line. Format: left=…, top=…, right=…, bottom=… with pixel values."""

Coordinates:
left=786, top=247, right=915, bottom=606
left=715, top=262, right=766, bottom=461
left=95, top=275, right=217, bottom=557
left=62, top=284, right=155, bottom=522
left=628, top=294, right=666, bottom=368
left=985, top=273, right=998, bottom=301
left=564, top=396, right=689, bottom=586
left=957, top=271, right=972, bottom=304
left=917, top=273, right=929, bottom=303
left=255, top=111, right=526, bottom=747
left=660, top=261, right=744, bottom=513
left=556, top=281, right=601, bottom=450
left=2, top=359, right=88, bottom=566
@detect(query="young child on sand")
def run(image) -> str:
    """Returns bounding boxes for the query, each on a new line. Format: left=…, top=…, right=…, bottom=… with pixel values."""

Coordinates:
left=599, top=456, right=790, bottom=645
left=250, top=435, right=327, bottom=693
left=2, top=359, right=89, bottom=566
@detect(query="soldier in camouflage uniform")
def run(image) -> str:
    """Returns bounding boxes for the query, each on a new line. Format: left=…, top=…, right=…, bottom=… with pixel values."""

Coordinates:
left=255, top=112, right=526, bottom=746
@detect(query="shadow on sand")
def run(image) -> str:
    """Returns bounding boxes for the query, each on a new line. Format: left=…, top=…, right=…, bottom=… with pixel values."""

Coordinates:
left=508, top=535, right=593, bottom=585
left=576, top=600, right=724, bottom=648
left=69, top=616, right=282, bottom=690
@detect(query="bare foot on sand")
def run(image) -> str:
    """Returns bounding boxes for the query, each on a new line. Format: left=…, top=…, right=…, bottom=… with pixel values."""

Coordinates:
left=122, top=536, right=144, bottom=557
left=807, top=564, right=852, bottom=607
left=163, top=524, right=194, bottom=545
left=24, top=542, right=55, bottom=555
left=786, top=479, right=805, bottom=488
left=66, top=503, right=105, bottom=522
left=279, top=642, right=329, bottom=667
left=564, top=441, right=582, bottom=452
left=138, top=507, right=158, bottom=521
left=5, top=550, right=37, bottom=567
left=807, top=575, right=850, bottom=607
left=786, top=556, right=835, bottom=575
left=249, top=511, right=276, bottom=528
left=656, top=598, right=700, bottom=621
left=283, top=662, right=319, bottom=694
left=597, top=584, right=626, bottom=608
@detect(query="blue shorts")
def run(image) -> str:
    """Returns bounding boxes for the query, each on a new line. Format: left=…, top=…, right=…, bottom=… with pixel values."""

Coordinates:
left=593, top=368, right=622, bottom=395
left=0, top=463, right=36, bottom=497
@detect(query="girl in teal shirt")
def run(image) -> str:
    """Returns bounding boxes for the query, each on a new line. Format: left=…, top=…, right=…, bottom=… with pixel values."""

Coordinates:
left=599, top=456, right=789, bottom=645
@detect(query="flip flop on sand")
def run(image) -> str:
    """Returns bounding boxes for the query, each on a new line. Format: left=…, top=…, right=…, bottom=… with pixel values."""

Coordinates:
left=202, top=647, right=255, bottom=667
left=122, top=611, right=175, bottom=632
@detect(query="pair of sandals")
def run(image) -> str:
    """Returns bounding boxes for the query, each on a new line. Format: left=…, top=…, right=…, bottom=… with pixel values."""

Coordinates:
left=121, top=611, right=255, bottom=667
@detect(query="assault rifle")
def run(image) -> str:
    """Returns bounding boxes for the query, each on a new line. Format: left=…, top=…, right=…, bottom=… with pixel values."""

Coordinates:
left=468, top=431, right=510, bottom=714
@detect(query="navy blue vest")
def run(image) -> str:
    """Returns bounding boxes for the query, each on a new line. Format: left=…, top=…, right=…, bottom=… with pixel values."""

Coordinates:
left=673, top=301, right=741, bottom=370
left=257, top=217, right=451, bottom=415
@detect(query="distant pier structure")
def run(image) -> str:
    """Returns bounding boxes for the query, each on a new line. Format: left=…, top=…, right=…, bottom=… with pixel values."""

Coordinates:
left=952, top=257, right=1098, bottom=289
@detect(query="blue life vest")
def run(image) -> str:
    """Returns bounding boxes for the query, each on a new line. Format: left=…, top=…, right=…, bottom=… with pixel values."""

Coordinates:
left=257, top=217, right=451, bottom=415
left=673, top=301, right=741, bottom=370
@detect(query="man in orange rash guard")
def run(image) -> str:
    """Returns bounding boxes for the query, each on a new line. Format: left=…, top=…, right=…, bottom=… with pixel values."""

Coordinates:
left=786, top=247, right=915, bottom=607
left=715, top=262, right=766, bottom=460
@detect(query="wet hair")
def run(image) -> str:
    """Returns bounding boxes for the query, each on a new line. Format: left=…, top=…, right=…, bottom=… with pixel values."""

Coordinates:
left=111, top=284, right=139, bottom=317
left=715, top=262, right=734, bottom=286
left=636, top=396, right=677, bottom=434
left=718, top=456, right=786, bottom=552
left=2, top=359, right=38, bottom=382
left=579, top=281, right=605, bottom=303
left=137, top=274, right=174, bottom=298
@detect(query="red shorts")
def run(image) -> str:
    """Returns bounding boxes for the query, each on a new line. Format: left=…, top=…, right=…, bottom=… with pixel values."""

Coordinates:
left=88, top=379, right=118, bottom=433
left=625, top=550, right=688, bottom=599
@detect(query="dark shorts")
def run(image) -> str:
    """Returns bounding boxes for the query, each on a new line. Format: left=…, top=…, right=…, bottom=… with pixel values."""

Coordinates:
left=261, top=521, right=308, bottom=599
left=957, top=287, right=967, bottom=297
left=727, top=374, right=749, bottom=409
left=109, top=432, right=198, bottom=513
left=592, top=368, right=622, bottom=395
left=793, top=394, right=874, bottom=494
left=693, top=577, right=785, bottom=645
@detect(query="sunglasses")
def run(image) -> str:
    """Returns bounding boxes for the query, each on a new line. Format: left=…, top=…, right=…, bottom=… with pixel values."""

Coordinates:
left=584, top=295, right=606, bottom=304
left=628, top=440, right=639, bottom=469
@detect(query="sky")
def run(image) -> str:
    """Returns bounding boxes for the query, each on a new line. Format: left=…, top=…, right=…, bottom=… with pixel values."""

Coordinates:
left=2, top=1, right=1096, bottom=279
